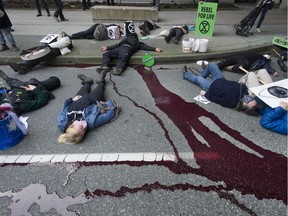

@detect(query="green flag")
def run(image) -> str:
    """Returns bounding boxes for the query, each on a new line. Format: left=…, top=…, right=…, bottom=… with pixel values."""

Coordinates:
left=195, top=2, right=218, bottom=37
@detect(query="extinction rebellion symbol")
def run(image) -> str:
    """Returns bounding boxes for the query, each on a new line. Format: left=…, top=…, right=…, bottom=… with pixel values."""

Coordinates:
left=199, top=21, right=210, bottom=34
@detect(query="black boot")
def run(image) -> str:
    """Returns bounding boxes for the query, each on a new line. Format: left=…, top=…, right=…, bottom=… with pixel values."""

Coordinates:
left=77, top=74, right=93, bottom=85
left=96, top=71, right=107, bottom=84
left=164, top=35, right=171, bottom=43
left=0, top=69, right=9, bottom=80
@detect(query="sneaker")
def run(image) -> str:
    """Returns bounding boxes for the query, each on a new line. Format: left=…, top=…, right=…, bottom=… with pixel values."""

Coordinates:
left=53, top=15, right=60, bottom=22
left=96, top=71, right=107, bottom=84
left=182, top=66, right=188, bottom=77
left=0, top=44, right=9, bottom=51
left=111, top=68, right=123, bottom=75
left=255, top=28, right=261, bottom=33
left=77, top=74, right=93, bottom=85
left=36, top=13, right=42, bottom=17
left=164, top=35, right=171, bottom=43
left=11, top=45, right=19, bottom=51
left=96, top=66, right=110, bottom=74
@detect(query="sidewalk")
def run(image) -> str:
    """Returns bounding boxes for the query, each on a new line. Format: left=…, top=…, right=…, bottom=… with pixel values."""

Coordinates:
left=0, top=4, right=287, bottom=66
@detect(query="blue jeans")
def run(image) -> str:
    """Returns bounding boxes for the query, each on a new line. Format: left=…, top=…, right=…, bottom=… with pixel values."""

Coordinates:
left=183, top=63, right=224, bottom=91
left=0, top=29, right=16, bottom=45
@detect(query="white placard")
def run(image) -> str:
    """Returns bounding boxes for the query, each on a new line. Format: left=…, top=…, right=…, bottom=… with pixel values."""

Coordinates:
left=249, top=79, right=288, bottom=108
left=40, top=34, right=58, bottom=43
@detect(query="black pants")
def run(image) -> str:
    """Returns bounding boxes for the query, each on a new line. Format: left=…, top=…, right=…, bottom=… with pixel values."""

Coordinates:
left=19, top=47, right=61, bottom=71
left=71, top=24, right=99, bottom=39
left=76, top=83, right=105, bottom=103
left=217, top=56, right=250, bottom=72
left=107, top=0, right=115, bottom=6
left=34, top=0, right=50, bottom=14
left=53, top=0, right=65, bottom=20
left=102, top=46, right=133, bottom=70
left=82, top=0, right=91, bottom=8
left=5, top=76, right=61, bottom=92
left=168, top=28, right=184, bottom=40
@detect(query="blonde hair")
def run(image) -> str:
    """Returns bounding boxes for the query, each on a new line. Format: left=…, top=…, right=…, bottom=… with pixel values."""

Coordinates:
left=58, top=125, right=85, bottom=144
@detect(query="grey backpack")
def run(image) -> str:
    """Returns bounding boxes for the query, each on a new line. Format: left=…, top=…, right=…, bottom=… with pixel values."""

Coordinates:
left=93, top=24, right=109, bottom=41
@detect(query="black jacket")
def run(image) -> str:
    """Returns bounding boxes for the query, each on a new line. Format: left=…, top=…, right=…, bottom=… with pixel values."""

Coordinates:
left=107, top=34, right=157, bottom=53
left=204, top=78, right=249, bottom=108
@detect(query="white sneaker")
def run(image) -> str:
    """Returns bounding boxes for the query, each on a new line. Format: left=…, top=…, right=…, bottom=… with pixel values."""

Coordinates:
left=255, top=28, right=261, bottom=33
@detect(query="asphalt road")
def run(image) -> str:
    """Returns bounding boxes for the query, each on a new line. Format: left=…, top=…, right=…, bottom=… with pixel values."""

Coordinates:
left=0, top=61, right=287, bottom=215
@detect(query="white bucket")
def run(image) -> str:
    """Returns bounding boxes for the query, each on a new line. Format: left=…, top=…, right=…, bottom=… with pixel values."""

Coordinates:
left=198, top=39, right=209, bottom=53
left=182, top=38, right=192, bottom=53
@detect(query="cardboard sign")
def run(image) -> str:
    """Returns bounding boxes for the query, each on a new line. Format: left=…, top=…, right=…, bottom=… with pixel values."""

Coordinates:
left=195, top=2, right=218, bottom=37
left=272, top=36, right=288, bottom=49
left=249, top=79, right=288, bottom=108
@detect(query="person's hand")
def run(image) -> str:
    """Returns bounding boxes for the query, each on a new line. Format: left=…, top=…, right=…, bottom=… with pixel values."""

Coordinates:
left=155, top=48, right=162, bottom=52
left=200, top=90, right=206, bottom=96
left=72, top=95, right=82, bottom=101
left=279, top=101, right=288, bottom=110
left=272, top=71, right=279, bottom=77
left=100, top=46, right=107, bottom=51
left=21, top=85, right=36, bottom=91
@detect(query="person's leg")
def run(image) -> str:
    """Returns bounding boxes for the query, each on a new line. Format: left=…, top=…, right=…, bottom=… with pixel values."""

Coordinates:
left=42, top=0, right=50, bottom=15
left=255, top=69, right=273, bottom=84
left=102, top=48, right=119, bottom=68
left=0, top=31, right=9, bottom=51
left=53, top=0, right=61, bottom=18
left=165, top=28, right=176, bottom=43
left=71, top=24, right=98, bottom=39
left=256, top=4, right=270, bottom=29
left=40, top=76, right=61, bottom=91
left=243, top=72, right=261, bottom=88
left=115, top=46, right=133, bottom=72
left=4, top=77, right=25, bottom=88
left=1, top=29, right=16, bottom=47
left=82, top=0, right=87, bottom=9
left=173, top=28, right=184, bottom=43
left=88, top=83, right=106, bottom=102
left=87, top=0, right=92, bottom=7
left=34, top=0, right=42, bottom=15
left=183, top=71, right=212, bottom=92
left=75, top=83, right=91, bottom=97
left=200, top=63, right=224, bottom=81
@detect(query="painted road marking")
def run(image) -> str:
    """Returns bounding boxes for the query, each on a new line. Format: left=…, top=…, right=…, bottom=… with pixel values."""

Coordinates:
left=0, top=152, right=200, bottom=164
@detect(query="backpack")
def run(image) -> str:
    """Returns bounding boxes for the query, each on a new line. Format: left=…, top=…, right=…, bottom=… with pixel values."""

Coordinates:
left=93, top=24, right=109, bottom=41
left=107, top=26, right=120, bottom=40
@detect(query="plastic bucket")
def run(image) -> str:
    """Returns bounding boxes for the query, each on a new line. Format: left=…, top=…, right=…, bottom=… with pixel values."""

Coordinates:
left=198, top=39, right=209, bottom=53
left=0, top=114, right=24, bottom=150
left=182, top=38, right=192, bottom=53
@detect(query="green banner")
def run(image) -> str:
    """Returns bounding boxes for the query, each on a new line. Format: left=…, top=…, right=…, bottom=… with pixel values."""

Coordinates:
left=272, top=36, right=288, bottom=49
left=195, top=2, right=218, bottom=37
